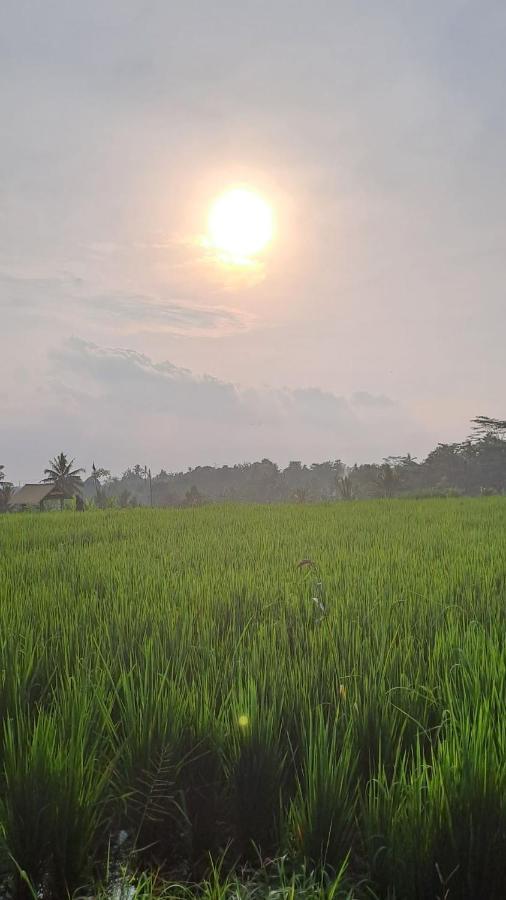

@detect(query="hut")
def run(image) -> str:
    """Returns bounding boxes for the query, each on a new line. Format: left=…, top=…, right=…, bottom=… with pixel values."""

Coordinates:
left=8, top=483, right=75, bottom=511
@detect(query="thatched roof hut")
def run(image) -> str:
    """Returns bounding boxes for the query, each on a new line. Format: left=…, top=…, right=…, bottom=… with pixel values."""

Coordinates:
left=8, top=483, right=75, bottom=510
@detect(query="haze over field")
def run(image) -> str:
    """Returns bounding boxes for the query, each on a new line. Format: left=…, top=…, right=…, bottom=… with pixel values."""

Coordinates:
left=1, top=1, right=505, bottom=481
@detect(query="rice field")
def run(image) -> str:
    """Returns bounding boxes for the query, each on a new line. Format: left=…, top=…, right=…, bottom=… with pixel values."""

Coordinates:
left=0, top=498, right=505, bottom=899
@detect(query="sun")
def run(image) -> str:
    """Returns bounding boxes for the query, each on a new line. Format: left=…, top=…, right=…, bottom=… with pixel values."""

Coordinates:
left=207, top=187, right=273, bottom=264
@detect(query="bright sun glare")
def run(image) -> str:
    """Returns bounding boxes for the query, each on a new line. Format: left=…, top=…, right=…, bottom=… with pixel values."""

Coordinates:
left=207, top=188, right=273, bottom=264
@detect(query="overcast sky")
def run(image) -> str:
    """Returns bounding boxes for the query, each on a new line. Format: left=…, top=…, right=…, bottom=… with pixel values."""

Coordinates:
left=1, top=1, right=505, bottom=482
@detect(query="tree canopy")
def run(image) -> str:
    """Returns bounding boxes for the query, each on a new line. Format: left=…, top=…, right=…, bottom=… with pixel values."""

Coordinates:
left=3, top=416, right=506, bottom=513
left=43, top=453, right=85, bottom=496
left=77, top=421, right=506, bottom=507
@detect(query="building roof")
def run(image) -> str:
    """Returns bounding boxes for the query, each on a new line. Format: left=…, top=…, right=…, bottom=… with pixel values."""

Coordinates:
left=8, top=483, right=74, bottom=506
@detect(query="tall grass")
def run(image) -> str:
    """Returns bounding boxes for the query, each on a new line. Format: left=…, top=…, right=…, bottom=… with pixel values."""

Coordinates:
left=0, top=498, right=505, bottom=897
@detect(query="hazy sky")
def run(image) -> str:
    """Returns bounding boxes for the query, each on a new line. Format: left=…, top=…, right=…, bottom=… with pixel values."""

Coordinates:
left=2, top=1, right=505, bottom=482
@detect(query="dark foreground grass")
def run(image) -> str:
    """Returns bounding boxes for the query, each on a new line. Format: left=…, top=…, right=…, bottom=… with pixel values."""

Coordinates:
left=0, top=499, right=505, bottom=898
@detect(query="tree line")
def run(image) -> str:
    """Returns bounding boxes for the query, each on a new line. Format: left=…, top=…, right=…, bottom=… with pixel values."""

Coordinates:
left=1, top=416, right=505, bottom=511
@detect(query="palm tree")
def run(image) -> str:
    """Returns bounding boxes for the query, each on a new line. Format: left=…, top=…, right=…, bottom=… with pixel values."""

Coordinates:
left=91, top=462, right=110, bottom=508
left=43, top=452, right=84, bottom=510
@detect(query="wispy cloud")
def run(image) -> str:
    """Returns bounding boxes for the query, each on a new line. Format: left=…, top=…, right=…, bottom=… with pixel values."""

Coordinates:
left=84, top=292, right=252, bottom=335
left=0, top=271, right=251, bottom=336
left=351, top=391, right=394, bottom=409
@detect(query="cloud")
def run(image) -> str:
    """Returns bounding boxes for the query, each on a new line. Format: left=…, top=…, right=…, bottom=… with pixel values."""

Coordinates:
left=0, top=271, right=82, bottom=310
left=0, top=271, right=250, bottom=337
left=39, top=336, right=424, bottom=466
left=49, top=337, right=362, bottom=427
left=49, top=337, right=242, bottom=421
left=2, top=335, right=430, bottom=480
left=351, top=391, right=394, bottom=409
left=84, top=292, right=252, bottom=335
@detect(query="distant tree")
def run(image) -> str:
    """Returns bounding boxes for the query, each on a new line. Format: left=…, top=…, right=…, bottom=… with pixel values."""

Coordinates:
left=43, top=452, right=85, bottom=510
left=310, top=460, right=345, bottom=500
left=384, top=454, right=418, bottom=471
left=461, top=434, right=506, bottom=494
left=91, top=462, right=110, bottom=486
left=73, top=426, right=506, bottom=505
left=116, top=465, right=151, bottom=505
left=119, top=489, right=133, bottom=508
left=152, top=480, right=179, bottom=507
left=383, top=454, right=420, bottom=494
left=184, top=485, right=206, bottom=507
left=471, top=416, right=506, bottom=439
left=0, top=465, right=14, bottom=512
left=283, top=461, right=303, bottom=486
left=337, top=474, right=355, bottom=500
left=241, top=458, right=281, bottom=502
left=0, top=482, right=13, bottom=513
left=91, top=462, right=110, bottom=509
left=376, top=463, right=398, bottom=498
left=420, top=443, right=467, bottom=494
left=339, top=463, right=376, bottom=499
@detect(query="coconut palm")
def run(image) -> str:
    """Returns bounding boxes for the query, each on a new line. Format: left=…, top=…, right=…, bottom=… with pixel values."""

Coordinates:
left=91, top=462, right=110, bottom=508
left=43, top=453, right=85, bottom=510
left=91, top=462, right=110, bottom=489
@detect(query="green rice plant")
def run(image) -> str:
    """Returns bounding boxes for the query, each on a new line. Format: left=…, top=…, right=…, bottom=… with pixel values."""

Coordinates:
left=225, top=679, right=286, bottom=859
left=290, top=709, right=358, bottom=869
left=364, top=709, right=506, bottom=898
left=363, top=748, right=432, bottom=898
left=127, top=743, right=189, bottom=869
left=108, top=650, right=191, bottom=870
left=177, top=692, right=227, bottom=868
left=0, top=699, right=111, bottom=898
left=90, top=853, right=368, bottom=899
left=0, top=498, right=505, bottom=896
left=425, top=707, right=506, bottom=899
